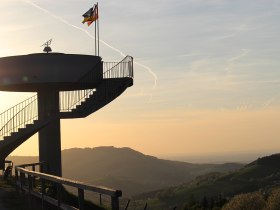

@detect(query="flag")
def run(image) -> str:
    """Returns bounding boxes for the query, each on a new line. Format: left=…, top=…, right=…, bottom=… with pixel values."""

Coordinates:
left=82, top=4, right=98, bottom=26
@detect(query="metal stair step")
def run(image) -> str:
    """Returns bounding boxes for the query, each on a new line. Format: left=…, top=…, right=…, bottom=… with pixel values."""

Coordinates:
left=25, top=124, right=34, bottom=128
left=1, top=120, right=39, bottom=141
left=18, top=128, right=26, bottom=132
left=3, top=135, right=12, bottom=141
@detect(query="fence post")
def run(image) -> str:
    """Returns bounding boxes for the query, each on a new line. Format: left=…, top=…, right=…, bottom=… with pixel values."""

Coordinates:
left=144, top=202, right=147, bottom=210
left=15, top=169, right=19, bottom=192
left=41, top=179, right=45, bottom=210
left=131, top=57, right=134, bottom=78
left=111, top=190, right=122, bottom=210
left=99, top=194, right=103, bottom=206
left=111, top=196, right=120, bottom=210
left=32, top=165, right=36, bottom=187
left=57, top=183, right=61, bottom=209
left=20, top=171, right=25, bottom=192
left=78, top=188, right=85, bottom=210
left=125, top=199, right=130, bottom=210
left=28, top=174, right=32, bottom=193
left=28, top=174, right=32, bottom=207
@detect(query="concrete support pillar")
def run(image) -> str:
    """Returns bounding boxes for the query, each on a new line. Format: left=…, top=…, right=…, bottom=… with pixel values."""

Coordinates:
left=38, top=88, right=62, bottom=177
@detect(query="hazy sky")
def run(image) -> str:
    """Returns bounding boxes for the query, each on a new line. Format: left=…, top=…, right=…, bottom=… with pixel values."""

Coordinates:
left=0, top=0, right=280, bottom=158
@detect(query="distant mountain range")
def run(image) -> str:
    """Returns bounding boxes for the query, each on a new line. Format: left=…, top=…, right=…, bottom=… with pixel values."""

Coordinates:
left=8, top=146, right=243, bottom=197
left=133, top=153, right=280, bottom=209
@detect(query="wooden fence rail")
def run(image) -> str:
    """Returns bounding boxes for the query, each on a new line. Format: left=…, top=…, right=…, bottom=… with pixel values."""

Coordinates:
left=15, top=162, right=122, bottom=210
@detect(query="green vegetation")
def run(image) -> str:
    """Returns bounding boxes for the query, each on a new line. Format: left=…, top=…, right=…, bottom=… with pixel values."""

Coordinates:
left=133, top=154, right=280, bottom=210
left=222, top=188, right=280, bottom=210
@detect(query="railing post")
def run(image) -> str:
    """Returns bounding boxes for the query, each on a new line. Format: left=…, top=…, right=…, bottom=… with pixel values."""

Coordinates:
left=123, top=63, right=125, bottom=78
left=20, top=171, right=25, bottom=192
left=32, top=165, right=36, bottom=187
left=57, top=183, right=61, bottom=209
left=99, top=194, right=102, bottom=206
left=125, top=199, right=130, bottom=210
left=131, top=57, right=134, bottom=78
left=28, top=174, right=32, bottom=193
left=111, top=196, right=120, bottom=210
left=144, top=202, right=148, bottom=210
left=15, top=168, right=18, bottom=179
left=78, top=188, right=85, bottom=210
left=12, top=107, right=14, bottom=132
left=111, top=196, right=119, bottom=210
left=28, top=174, right=32, bottom=207
left=41, top=179, right=45, bottom=210
left=15, top=168, right=19, bottom=192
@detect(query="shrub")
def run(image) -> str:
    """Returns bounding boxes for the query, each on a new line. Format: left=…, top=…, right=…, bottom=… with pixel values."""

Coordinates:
left=222, top=192, right=265, bottom=210
left=265, top=188, right=280, bottom=210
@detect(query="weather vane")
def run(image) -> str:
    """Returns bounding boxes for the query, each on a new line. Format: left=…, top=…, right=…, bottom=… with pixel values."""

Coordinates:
left=41, top=39, right=53, bottom=53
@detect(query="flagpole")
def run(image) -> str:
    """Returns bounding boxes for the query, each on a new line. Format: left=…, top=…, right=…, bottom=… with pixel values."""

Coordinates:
left=82, top=3, right=98, bottom=56
left=97, top=2, right=99, bottom=56
left=94, top=4, right=97, bottom=56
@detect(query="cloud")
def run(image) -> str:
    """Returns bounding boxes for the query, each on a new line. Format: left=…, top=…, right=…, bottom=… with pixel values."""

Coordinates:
left=225, top=49, right=249, bottom=73
left=177, top=53, right=202, bottom=58
left=213, top=34, right=236, bottom=41
left=263, top=98, right=275, bottom=109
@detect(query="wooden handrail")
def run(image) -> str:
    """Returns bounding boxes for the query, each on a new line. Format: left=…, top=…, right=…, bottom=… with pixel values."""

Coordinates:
left=15, top=163, right=122, bottom=210
left=16, top=167, right=121, bottom=197
left=16, top=162, right=44, bottom=168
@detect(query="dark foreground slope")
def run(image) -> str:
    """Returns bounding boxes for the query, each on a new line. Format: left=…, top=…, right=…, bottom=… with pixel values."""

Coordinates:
left=8, top=147, right=242, bottom=197
left=133, top=153, right=280, bottom=210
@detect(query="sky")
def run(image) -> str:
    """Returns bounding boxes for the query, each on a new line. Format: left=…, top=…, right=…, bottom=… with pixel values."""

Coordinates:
left=0, top=0, right=280, bottom=161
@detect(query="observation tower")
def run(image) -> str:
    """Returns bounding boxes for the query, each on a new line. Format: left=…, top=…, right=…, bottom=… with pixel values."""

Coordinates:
left=0, top=44, right=133, bottom=176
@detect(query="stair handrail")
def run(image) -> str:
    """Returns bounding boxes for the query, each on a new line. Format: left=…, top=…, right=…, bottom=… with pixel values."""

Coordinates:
left=59, top=89, right=95, bottom=112
left=0, top=94, right=38, bottom=140
left=59, top=56, right=133, bottom=113
left=103, top=56, right=133, bottom=79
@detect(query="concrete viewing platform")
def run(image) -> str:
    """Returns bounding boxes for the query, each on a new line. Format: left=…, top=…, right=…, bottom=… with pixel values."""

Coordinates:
left=0, top=53, right=102, bottom=92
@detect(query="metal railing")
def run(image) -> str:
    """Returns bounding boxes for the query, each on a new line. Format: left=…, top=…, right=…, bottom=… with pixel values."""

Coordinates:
left=59, top=89, right=96, bottom=113
left=103, top=56, right=133, bottom=79
left=0, top=95, right=38, bottom=140
left=60, top=56, right=133, bottom=113
left=15, top=162, right=122, bottom=210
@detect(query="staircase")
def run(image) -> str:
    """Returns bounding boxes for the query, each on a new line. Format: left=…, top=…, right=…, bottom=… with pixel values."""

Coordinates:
left=0, top=56, right=133, bottom=166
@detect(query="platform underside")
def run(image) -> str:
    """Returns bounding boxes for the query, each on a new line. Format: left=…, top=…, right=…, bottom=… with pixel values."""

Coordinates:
left=0, top=53, right=102, bottom=92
